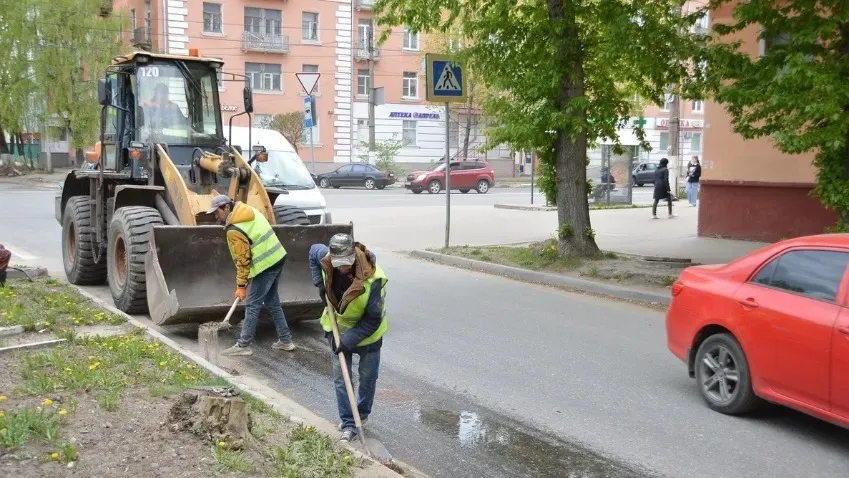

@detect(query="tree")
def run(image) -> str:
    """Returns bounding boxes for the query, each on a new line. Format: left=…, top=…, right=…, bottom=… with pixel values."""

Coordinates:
left=699, top=0, right=849, bottom=230
left=28, top=0, right=127, bottom=163
left=375, top=0, right=700, bottom=256
left=424, top=28, right=491, bottom=161
left=356, top=135, right=404, bottom=172
left=0, top=6, right=38, bottom=156
left=270, top=112, right=305, bottom=153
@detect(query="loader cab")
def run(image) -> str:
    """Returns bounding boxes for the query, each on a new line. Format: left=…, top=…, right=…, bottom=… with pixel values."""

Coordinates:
left=97, top=53, right=228, bottom=179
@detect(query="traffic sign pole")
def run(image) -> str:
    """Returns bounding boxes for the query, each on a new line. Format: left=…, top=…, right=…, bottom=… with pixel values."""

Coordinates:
left=444, top=102, right=451, bottom=248
left=309, top=95, right=316, bottom=174
left=296, top=72, right=320, bottom=173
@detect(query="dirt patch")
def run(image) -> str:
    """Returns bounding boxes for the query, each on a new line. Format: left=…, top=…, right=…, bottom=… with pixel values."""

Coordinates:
left=438, top=240, right=690, bottom=294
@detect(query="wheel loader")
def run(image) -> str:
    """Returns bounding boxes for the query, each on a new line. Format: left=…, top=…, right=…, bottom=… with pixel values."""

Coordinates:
left=55, top=51, right=352, bottom=326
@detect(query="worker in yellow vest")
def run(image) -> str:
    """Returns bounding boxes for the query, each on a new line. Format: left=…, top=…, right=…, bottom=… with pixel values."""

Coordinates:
left=208, top=194, right=296, bottom=356
left=308, top=233, right=387, bottom=442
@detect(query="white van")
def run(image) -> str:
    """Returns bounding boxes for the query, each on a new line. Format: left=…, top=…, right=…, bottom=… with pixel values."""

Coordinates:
left=227, top=126, right=331, bottom=224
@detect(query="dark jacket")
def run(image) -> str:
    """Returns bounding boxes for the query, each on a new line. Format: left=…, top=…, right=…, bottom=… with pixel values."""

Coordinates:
left=308, top=243, right=383, bottom=352
left=687, top=163, right=702, bottom=183
left=653, top=165, right=671, bottom=200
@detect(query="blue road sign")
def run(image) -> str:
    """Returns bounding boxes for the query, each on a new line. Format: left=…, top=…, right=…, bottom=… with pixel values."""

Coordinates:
left=426, top=54, right=467, bottom=103
left=303, top=96, right=314, bottom=128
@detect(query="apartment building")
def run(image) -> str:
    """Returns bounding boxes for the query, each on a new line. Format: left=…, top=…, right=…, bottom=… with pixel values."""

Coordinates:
left=110, top=0, right=512, bottom=175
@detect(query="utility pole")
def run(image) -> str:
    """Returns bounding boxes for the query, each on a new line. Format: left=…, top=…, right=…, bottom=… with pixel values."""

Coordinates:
left=668, top=2, right=683, bottom=197
left=367, top=26, right=376, bottom=161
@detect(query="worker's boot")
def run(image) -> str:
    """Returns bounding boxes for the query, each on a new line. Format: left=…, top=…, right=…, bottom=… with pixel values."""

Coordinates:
left=222, top=343, right=252, bottom=356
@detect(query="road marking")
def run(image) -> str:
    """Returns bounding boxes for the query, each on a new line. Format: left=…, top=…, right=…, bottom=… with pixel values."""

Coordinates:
left=2, top=244, right=38, bottom=261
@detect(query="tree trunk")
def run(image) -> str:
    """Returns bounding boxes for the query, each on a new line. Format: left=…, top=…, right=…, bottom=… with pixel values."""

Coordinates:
left=168, top=387, right=253, bottom=450
left=0, top=125, right=8, bottom=155
left=548, top=0, right=600, bottom=257
left=462, top=84, right=475, bottom=161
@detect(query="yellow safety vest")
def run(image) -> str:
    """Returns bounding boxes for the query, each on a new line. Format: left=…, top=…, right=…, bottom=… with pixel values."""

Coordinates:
left=228, top=206, right=287, bottom=278
left=320, top=264, right=388, bottom=347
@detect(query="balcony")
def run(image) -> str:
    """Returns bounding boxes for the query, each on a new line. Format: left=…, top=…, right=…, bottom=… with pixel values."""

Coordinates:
left=356, top=0, right=373, bottom=10
left=133, top=27, right=151, bottom=49
left=355, top=44, right=381, bottom=61
left=243, top=32, right=290, bottom=54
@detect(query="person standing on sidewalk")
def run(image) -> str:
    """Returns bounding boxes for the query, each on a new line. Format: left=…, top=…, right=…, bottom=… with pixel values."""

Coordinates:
left=308, top=234, right=387, bottom=442
left=208, top=194, right=296, bottom=356
left=652, top=158, right=675, bottom=219
left=686, top=156, right=702, bottom=207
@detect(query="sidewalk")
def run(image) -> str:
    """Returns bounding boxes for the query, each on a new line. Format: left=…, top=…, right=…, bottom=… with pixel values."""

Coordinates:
left=0, top=167, right=69, bottom=187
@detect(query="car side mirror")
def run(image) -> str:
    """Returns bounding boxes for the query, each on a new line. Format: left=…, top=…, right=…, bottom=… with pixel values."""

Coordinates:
left=243, top=86, right=254, bottom=113
left=97, top=78, right=111, bottom=106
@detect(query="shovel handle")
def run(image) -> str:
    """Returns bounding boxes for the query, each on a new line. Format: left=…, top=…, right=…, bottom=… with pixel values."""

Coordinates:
left=324, top=298, right=368, bottom=435
left=220, top=297, right=240, bottom=327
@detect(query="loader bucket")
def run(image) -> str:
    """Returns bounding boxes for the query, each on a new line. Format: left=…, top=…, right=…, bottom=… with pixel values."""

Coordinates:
left=145, top=223, right=354, bottom=326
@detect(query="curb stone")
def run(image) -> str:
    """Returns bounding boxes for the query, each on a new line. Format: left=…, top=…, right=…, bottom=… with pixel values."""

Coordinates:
left=7, top=266, right=48, bottom=279
left=69, top=286, right=411, bottom=478
left=494, top=204, right=556, bottom=212
left=409, top=250, right=671, bottom=306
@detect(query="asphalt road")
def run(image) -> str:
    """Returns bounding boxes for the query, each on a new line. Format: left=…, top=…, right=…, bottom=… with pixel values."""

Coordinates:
left=2, top=182, right=848, bottom=478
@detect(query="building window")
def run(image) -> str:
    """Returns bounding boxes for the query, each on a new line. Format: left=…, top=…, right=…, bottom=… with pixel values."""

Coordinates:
left=216, top=67, right=225, bottom=90
left=690, top=132, right=702, bottom=152
left=402, top=120, right=417, bottom=145
left=357, top=69, right=369, bottom=96
left=357, top=119, right=368, bottom=143
left=302, top=117, right=319, bottom=145
left=302, top=64, right=319, bottom=94
left=402, top=72, right=418, bottom=99
left=244, top=7, right=282, bottom=37
left=692, top=11, right=709, bottom=34
left=130, top=9, right=136, bottom=29
left=254, top=114, right=272, bottom=128
left=246, top=63, right=282, bottom=92
left=403, top=26, right=419, bottom=50
left=358, top=19, right=373, bottom=52
left=659, top=132, right=669, bottom=153
left=692, top=100, right=704, bottom=114
left=203, top=3, right=222, bottom=33
left=662, top=94, right=674, bottom=112
left=302, top=12, right=319, bottom=42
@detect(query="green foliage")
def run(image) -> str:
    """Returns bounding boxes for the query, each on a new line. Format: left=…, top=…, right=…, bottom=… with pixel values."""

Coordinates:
left=700, top=0, right=849, bottom=226
left=356, top=135, right=405, bottom=173
left=0, top=2, right=126, bottom=149
left=270, top=112, right=305, bottom=153
left=270, top=425, right=357, bottom=477
left=375, top=0, right=701, bottom=255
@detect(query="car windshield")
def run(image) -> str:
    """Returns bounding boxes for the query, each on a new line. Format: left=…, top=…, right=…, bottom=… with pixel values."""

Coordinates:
left=136, top=62, right=222, bottom=145
left=251, top=150, right=315, bottom=189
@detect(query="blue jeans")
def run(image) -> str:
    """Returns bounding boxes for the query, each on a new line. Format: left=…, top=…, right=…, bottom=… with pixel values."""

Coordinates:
left=330, top=338, right=382, bottom=430
left=686, top=182, right=700, bottom=206
left=237, top=258, right=293, bottom=347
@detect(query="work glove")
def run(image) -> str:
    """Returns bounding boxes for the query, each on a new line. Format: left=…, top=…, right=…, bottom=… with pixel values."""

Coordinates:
left=330, top=335, right=349, bottom=355
left=318, top=284, right=327, bottom=304
left=235, top=287, right=247, bottom=301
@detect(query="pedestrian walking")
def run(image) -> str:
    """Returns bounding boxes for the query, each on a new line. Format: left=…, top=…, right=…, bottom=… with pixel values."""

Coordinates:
left=308, top=234, right=387, bottom=442
left=686, top=155, right=702, bottom=207
left=652, top=158, right=675, bottom=219
left=207, top=194, right=296, bottom=356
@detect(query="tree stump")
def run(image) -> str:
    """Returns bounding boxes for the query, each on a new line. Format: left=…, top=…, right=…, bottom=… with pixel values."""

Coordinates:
left=167, top=386, right=253, bottom=449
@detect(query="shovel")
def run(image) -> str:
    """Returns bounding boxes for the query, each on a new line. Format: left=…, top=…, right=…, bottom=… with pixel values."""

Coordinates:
left=325, top=298, right=394, bottom=465
left=198, top=297, right=240, bottom=365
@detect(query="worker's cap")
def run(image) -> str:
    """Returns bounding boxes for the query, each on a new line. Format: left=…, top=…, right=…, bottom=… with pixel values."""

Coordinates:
left=328, top=233, right=356, bottom=267
left=206, top=194, right=232, bottom=215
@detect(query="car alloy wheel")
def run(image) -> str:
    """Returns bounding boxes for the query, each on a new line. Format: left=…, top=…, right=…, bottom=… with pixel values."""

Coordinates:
left=320, top=178, right=329, bottom=188
left=428, top=180, right=441, bottom=194
left=476, top=180, right=489, bottom=193
left=365, top=178, right=375, bottom=190
left=699, top=344, right=739, bottom=405
left=694, top=333, right=760, bottom=415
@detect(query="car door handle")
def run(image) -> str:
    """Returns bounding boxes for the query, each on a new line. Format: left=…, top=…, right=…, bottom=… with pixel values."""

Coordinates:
left=738, top=298, right=759, bottom=308
left=837, top=326, right=849, bottom=336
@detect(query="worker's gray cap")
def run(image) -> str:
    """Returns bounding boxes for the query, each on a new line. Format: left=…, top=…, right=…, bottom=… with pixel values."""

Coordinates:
left=206, top=194, right=232, bottom=215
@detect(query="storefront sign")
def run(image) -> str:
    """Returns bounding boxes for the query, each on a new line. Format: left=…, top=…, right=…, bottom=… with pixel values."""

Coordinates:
left=388, top=111, right=441, bottom=120
left=221, top=105, right=238, bottom=112
left=657, top=118, right=703, bottom=129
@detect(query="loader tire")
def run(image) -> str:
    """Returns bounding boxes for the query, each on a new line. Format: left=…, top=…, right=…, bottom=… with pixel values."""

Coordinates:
left=107, top=206, right=163, bottom=314
left=62, top=196, right=107, bottom=285
left=273, top=205, right=311, bottom=226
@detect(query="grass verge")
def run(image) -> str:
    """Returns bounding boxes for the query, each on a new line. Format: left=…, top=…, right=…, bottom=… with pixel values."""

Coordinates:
left=435, top=240, right=685, bottom=291
left=0, top=278, right=367, bottom=476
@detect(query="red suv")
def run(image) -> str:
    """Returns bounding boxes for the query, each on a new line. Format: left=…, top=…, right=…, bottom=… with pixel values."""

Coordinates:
left=405, top=160, right=496, bottom=194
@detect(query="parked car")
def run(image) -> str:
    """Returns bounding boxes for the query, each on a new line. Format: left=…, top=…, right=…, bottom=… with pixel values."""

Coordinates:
left=405, top=160, right=495, bottom=194
left=228, top=126, right=331, bottom=224
left=315, top=164, right=396, bottom=190
left=632, top=161, right=658, bottom=187
left=665, top=234, right=849, bottom=429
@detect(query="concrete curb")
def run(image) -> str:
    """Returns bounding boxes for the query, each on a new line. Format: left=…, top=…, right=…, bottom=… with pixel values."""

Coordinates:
left=70, top=286, right=410, bottom=477
left=494, top=204, right=556, bottom=212
left=7, top=266, right=49, bottom=279
left=0, top=339, right=67, bottom=353
left=409, top=250, right=671, bottom=306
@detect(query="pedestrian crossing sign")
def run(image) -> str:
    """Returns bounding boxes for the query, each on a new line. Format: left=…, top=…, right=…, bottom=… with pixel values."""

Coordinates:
left=425, top=54, right=467, bottom=103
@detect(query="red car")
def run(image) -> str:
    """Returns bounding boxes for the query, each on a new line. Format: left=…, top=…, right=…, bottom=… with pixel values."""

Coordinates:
left=405, top=160, right=495, bottom=194
left=666, top=234, right=849, bottom=429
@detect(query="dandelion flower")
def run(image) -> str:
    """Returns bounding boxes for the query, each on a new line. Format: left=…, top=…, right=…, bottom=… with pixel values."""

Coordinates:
left=218, top=441, right=226, bottom=448
left=159, top=361, right=167, bottom=366
left=0, top=395, right=6, bottom=402
left=0, top=411, right=5, bottom=418
left=44, top=322, right=51, bottom=327
left=43, top=398, right=53, bottom=406
left=50, top=452, right=59, bottom=460
left=59, top=409, right=68, bottom=416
